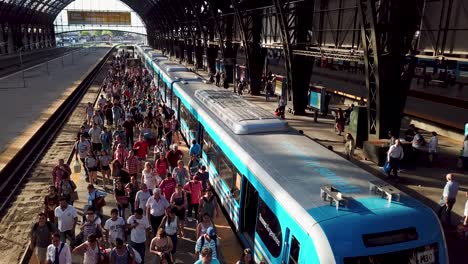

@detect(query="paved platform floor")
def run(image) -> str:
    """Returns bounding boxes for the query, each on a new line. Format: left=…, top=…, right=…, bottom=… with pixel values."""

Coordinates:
left=0, top=47, right=110, bottom=171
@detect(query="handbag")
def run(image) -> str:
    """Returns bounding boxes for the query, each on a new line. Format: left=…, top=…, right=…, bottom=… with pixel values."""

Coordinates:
left=94, top=196, right=106, bottom=209
left=73, top=159, right=81, bottom=174
left=383, top=161, right=391, bottom=174
left=116, top=196, right=129, bottom=208
left=70, top=191, right=79, bottom=201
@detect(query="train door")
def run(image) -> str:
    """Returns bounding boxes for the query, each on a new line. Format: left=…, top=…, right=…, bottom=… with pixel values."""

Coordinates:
left=282, top=229, right=300, bottom=264
left=241, top=177, right=258, bottom=246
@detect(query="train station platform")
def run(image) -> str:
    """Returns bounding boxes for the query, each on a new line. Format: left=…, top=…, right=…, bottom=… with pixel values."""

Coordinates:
left=0, top=47, right=110, bottom=174
left=66, top=131, right=243, bottom=263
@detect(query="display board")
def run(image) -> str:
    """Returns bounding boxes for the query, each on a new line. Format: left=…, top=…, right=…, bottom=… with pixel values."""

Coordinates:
left=68, top=11, right=131, bottom=25
left=308, top=85, right=324, bottom=110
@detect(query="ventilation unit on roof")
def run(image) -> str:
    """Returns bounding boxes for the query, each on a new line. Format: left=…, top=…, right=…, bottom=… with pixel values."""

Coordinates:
left=368, top=180, right=400, bottom=202
left=320, top=185, right=348, bottom=210
left=194, top=89, right=287, bottom=134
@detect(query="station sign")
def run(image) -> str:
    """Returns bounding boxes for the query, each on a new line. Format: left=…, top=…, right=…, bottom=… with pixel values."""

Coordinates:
left=68, top=11, right=131, bottom=25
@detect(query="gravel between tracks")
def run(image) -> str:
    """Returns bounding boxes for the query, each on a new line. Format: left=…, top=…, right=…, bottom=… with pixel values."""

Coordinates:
left=0, top=59, right=109, bottom=263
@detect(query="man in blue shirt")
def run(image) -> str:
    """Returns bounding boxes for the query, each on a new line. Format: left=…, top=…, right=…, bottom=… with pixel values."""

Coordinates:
left=189, top=139, right=201, bottom=157
left=438, top=173, right=459, bottom=225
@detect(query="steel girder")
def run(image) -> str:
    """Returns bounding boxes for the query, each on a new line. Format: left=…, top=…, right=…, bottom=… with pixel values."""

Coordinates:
left=358, top=0, right=423, bottom=139
left=273, top=0, right=315, bottom=115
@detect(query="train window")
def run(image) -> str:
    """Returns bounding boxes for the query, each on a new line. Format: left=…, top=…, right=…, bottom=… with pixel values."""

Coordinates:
left=179, top=104, right=198, bottom=138
left=217, top=152, right=241, bottom=202
left=256, top=197, right=282, bottom=258
left=288, top=236, right=300, bottom=264
left=203, top=131, right=219, bottom=166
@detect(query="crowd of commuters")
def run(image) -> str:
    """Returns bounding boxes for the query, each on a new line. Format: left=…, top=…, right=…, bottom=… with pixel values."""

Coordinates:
left=30, top=49, right=259, bottom=264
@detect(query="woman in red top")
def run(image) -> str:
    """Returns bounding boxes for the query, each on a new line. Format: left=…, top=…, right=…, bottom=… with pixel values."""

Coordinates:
left=184, top=175, right=203, bottom=222
left=155, top=153, right=169, bottom=179
left=159, top=172, right=177, bottom=200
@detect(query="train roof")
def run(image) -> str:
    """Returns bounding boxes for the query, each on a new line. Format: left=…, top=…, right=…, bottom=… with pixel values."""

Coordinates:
left=194, top=89, right=287, bottom=134
left=168, top=71, right=203, bottom=82
left=158, top=61, right=189, bottom=72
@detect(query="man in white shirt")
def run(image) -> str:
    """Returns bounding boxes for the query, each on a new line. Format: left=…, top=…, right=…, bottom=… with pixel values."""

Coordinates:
left=104, top=208, right=126, bottom=247
left=47, top=233, right=72, bottom=264
left=54, top=197, right=78, bottom=244
left=75, top=135, right=91, bottom=180
left=88, top=123, right=102, bottom=152
left=127, top=208, right=150, bottom=261
left=135, top=184, right=151, bottom=214
left=463, top=192, right=468, bottom=226
left=146, top=188, right=169, bottom=237
left=387, top=139, right=404, bottom=180
left=438, top=174, right=459, bottom=226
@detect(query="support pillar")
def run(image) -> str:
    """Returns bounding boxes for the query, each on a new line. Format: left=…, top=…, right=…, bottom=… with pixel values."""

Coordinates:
left=359, top=0, right=423, bottom=139
left=206, top=45, right=218, bottom=75
left=223, top=41, right=238, bottom=84
left=194, top=40, right=203, bottom=69
left=22, top=25, right=28, bottom=48
left=29, top=28, right=35, bottom=50
left=7, top=25, right=14, bottom=54
left=246, top=13, right=266, bottom=95
left=0, top=24, right=6, bottom=54
left=186, top=41, right=194, bottom=64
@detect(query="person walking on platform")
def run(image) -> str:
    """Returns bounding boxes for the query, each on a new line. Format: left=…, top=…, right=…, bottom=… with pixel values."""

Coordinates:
left=194, top=248, right=221, bottom=264
left=199, top=189, right=219, bottom=223
left=146, top=188, right=170, bottom=237
left=459, top=135, right=468, bottom=170
left=149, top=227, right=173, bottom=263
left=344, top=133, right=355, bottom=160
left=387, top=139, right=404, bottom=180
left=52, top=158, right=71, bottom=190
left=76, top=135, right=92, bottom=181
left=127, top=208, right=150, bottom=261
left=277, top=96, right=286, bottom=119
left=30, top=213, right=57, bottom=264
left=44, top=186, right=60, bottom=223
left=166, top=144, right=184, bottom=172
left=195, top=227, right=219, bottom=261
left=123, top=116, right=136, bottom=149
left=411, top=128, right=426, bottom=165
left=46, top=233, right=72, bottom=264
left=55, top=197, right=78, bottom=245
left=236, top=248, right=256, bottom=264
left=189, top=139, right=201, bottom=157
left=438, top=173, right=459, bottom=226
left=428, top=131, right=439, bottom=166
left=88, top=123, right=103, bottom=152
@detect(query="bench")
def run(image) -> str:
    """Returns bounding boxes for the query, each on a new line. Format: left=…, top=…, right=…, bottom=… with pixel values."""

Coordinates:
left=369, top=180, right=400, bottom=202
left=320, top=185, right=348, bottom=210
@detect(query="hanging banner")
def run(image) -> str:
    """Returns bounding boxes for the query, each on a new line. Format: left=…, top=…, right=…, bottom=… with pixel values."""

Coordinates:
left=67, top=11, right=131, bottom=25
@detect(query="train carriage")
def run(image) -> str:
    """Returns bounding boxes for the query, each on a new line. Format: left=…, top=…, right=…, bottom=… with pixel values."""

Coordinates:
left=135, top=45, right=448, bottom=264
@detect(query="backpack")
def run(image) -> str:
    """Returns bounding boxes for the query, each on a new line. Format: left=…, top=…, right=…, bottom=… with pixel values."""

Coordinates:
left=199, top=236, right=217, bottom=254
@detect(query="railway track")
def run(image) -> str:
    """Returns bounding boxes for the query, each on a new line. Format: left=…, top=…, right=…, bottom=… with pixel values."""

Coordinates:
left=0, top=47, right=115, bottom=215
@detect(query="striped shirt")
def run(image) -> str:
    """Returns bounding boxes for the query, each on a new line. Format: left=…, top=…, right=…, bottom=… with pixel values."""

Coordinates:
left=126, top=157, right=139, bottom=175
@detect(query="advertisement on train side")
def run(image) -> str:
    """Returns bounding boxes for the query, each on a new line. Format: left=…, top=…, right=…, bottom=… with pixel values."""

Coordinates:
left=67, top=11, right=131, bottom=25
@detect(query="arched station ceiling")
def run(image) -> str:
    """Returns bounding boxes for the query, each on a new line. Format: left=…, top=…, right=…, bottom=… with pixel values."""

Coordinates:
left=0, top=0, right=251, bottom=35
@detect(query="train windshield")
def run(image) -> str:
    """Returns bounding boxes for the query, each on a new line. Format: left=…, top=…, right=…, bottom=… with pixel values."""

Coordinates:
left=343, top=242, right=439, bottom=264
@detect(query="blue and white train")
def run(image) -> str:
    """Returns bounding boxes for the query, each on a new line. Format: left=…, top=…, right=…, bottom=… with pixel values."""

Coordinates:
left=134, top=45, right=447, bottom=264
